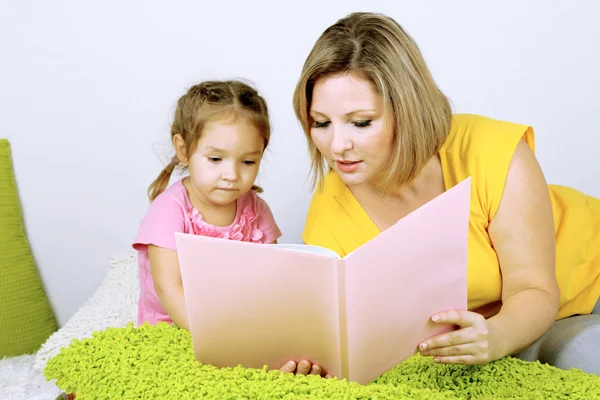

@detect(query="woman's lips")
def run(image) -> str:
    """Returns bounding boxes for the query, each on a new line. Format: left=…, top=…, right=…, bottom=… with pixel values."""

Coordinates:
left=336, top=160, right=362, bottom=173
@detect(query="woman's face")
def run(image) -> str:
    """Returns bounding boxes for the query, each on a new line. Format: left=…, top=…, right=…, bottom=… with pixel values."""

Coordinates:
left=309, top=71, right=394, bottom=188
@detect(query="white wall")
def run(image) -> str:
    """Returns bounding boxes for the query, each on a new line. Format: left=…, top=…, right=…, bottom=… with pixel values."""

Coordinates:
left=1, top=0, right=599, bottom=326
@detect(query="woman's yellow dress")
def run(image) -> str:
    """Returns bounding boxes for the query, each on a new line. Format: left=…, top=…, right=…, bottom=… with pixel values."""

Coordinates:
left=303, top=113, right=600, bottom=320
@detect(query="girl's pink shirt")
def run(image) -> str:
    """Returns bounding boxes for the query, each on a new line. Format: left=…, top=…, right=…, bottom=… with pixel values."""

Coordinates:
left=132, top=178, right=282, bottom=326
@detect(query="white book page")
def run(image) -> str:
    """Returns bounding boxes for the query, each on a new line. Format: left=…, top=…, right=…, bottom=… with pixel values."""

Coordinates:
left=270, top=243, right=341, bottom=259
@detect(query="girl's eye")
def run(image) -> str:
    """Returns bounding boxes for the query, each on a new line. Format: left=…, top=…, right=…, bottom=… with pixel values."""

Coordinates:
left=353, top=120, right=372, bottom=128
left=312, top=121, right=330, bottom=129
left=208, top=157, right=221, bottom=163
left=243, top=160, right=256, bottom=165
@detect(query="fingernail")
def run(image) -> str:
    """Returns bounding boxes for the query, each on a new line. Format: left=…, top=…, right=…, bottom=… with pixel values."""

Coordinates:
left=432, top=315, right=440, bottom=322
left=419, top=343, right=427, bottom=351
left=286, top=361, right=295, bottom=369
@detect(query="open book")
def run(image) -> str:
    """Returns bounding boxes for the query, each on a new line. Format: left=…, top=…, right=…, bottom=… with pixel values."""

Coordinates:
left=175, top=177, right=471, bottom=385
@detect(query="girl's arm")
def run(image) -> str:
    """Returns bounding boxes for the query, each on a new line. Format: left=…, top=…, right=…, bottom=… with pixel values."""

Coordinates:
left=148, top=244, right=190, bottom=330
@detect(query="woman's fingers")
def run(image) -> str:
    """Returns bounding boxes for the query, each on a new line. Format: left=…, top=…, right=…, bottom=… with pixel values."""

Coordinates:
left=419, top=327, right=476, bottom=352
left=421, top=343, right=474, bottom=357
left=418, top=309, right=493, bottom=365
left=420, top=310, right=487, bottom=352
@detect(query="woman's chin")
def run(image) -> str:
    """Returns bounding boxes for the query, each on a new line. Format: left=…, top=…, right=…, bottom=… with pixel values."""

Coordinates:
left=335, top=169, right=370, bottom=187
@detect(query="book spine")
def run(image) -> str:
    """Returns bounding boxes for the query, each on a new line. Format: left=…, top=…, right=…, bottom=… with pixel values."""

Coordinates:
left=337, top=258, right=349, bottom=379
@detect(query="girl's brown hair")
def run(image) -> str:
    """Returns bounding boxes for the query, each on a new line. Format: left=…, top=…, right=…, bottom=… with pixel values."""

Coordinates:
left=148, top=80, right=271, bottom=201
left=293, top=12, right=452, bottom=194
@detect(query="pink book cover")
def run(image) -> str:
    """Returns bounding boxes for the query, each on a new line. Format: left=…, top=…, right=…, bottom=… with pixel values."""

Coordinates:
left=175, top=177, right=471, bottom=385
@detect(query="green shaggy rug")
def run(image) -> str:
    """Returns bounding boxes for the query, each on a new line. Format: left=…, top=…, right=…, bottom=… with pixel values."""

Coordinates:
left=44, top=322, right=600, bottom=399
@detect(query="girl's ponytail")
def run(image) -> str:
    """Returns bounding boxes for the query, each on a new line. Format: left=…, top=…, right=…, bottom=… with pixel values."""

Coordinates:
left=147, top=157, right=179, bottom=201
left=251, top=184, right=263, bottom=193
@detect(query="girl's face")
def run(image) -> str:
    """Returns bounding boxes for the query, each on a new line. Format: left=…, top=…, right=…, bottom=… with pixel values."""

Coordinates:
left=177, top=116, right=264, bottom=208
left=309, top=71, right=394, bottom=189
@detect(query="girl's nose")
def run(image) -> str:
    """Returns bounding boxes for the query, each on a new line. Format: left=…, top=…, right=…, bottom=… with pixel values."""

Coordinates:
left=222, top=165, right=239, bottom=181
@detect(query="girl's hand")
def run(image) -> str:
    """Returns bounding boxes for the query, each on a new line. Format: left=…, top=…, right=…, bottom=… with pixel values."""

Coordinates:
left=279, top=359, right=334, bottom=378
left=418, top=309, right=499, bottom=365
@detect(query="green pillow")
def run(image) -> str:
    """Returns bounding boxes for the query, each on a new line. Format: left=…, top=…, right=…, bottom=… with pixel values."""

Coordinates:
left=0, top=139, right=58, bottom=357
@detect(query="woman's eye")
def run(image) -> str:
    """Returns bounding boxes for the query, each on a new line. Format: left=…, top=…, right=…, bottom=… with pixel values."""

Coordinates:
left=354, top=120, right=372, bottom=128
left=312, top=121, right=330, bottom=129
left=208, top=157, right=221, bottom=163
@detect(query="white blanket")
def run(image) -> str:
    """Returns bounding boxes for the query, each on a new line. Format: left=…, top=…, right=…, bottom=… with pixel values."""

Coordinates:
left=34, top=254, right=140, bottom=373
left=0, top=255, right=139, bottom=399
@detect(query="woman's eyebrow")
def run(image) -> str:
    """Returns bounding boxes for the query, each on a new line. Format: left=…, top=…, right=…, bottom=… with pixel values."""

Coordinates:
left=309, top=109, right=378, bottom=117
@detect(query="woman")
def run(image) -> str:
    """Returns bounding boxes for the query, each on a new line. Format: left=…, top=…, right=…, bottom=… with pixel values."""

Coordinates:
left=280, top=11, right=600, bottom=378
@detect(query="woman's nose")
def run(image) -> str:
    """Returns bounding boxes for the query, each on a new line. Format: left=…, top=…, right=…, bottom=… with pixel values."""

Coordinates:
left=330, top=126, right=353, bottom=155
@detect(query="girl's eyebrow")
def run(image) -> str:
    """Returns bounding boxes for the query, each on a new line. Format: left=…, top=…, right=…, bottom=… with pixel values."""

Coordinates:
left=202, top=145, right=226, bottom=153
left=202, top=146, right=262, bottom=155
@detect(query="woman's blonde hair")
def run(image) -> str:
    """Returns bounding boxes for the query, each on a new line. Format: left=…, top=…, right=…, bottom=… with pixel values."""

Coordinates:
left=148, top=80, right=271, bottom=201
left=293, top=12, right=452, bottom=194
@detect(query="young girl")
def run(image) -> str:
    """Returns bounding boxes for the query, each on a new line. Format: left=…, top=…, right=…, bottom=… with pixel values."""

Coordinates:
left=132, top=80, right=282, bottom=330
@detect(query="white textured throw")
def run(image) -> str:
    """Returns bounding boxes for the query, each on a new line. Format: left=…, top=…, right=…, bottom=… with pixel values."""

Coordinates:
left=33, top=255, right=139, bottom=373
left=0, top=354, right=61, bottom=400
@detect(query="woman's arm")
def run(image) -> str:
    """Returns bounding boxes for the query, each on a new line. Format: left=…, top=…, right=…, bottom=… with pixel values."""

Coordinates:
left=419, top=139, right=560, bottom=364
left=485, top=139, right=560, bottom=357
left=148, top=244, right=190, bottom=330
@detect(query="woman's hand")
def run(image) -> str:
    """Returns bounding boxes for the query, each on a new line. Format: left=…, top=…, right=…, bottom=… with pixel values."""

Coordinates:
left=279, top=360, right=334, bottom=378
left=418, top=309, right=499, bottom=365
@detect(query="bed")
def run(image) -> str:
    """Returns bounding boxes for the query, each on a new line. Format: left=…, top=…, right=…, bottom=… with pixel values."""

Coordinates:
left=7, top=254, right=595, bottom=399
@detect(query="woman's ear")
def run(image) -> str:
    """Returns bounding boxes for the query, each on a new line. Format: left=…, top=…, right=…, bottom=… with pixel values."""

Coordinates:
left=173, top=134, right=189, bottom=166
